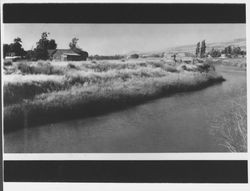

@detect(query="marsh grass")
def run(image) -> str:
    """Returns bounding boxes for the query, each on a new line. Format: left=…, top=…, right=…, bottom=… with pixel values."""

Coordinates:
left=212, top=92, right=247, bottom=152
left=3, top=59, right=225, bottom=132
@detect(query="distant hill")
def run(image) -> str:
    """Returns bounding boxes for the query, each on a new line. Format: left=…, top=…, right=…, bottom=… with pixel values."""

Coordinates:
left=166, top=38, right=246, bottom=54
left=127, top=38, right=246, bottom=57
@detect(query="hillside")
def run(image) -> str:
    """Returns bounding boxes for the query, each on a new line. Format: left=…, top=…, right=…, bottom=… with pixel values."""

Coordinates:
left=166, top=38, right=246, bottom=54
left=128, top=38, right=246, bottom=57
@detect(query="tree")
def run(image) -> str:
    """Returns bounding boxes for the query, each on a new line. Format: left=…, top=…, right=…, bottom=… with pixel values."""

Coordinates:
left=69, top=37, right=79, bottom=49
left=3, top=44, right=10, bottom=58
left=48, top=39, right=57, bottom=49
left=209, top=48, right=221, bottom=58
left=34, top=32, right=49, bottom=60
left=69, top=37, right=89, bottom=60
left=240, top=50, right=246, bottom=57
left=200, top=40, right=206, bottom=58
left=171, top=54, right=177, bottom=62
left=224, top=46, right=232, bottom=56
left=14, top=37, right=22, bottom=44
left=38, top=32, right=50, bottom=49
left=11, top=37, right=25, bottom=57
left=26, top=50, right=35, bottom=60
left=34, top=32, right=57, bottom=60
left=4, top=37, right=26, bottom=58
left=232, top=46, right=241, bottom=56
left=195, top=42, right=200, bottom=57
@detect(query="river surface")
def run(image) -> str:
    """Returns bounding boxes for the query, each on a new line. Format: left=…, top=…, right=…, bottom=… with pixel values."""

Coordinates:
left=4, top=66, right=247, bottom=153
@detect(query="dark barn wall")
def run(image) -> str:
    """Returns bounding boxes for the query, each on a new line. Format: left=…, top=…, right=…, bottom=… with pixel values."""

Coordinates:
left=52, top=51, right=64, bottom=61
left=50, top=49, right=88, bottom=61
left=67, top=55, right=82, bottom=61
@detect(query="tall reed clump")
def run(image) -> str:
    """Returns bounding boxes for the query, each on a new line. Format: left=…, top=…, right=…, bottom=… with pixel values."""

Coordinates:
left=212, top=95, right=247, bottom=152
left=4, top=75, right=66, bottom=105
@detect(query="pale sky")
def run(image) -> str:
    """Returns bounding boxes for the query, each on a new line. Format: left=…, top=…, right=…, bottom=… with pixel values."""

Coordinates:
left=3, top=24, right=246, bottom=55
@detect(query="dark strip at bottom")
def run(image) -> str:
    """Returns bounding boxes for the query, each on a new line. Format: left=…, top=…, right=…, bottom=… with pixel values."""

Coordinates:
left=4, top=160, right=248, bottom=183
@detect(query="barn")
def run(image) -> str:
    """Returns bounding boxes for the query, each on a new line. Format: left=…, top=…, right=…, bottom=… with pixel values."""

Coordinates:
left=48, top=49, right=88, bottom=61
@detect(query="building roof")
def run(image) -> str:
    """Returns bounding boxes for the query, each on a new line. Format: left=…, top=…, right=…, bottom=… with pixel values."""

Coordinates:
left=63, top=53, right=81, bottom=56
left=48, top=49, right=81, bottom=57
left=48, top=49, right=57, bottom=57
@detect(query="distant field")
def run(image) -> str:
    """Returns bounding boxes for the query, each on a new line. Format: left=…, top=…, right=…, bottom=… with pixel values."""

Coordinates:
left=3, top=58, right=225, bottom=132
left=220, top=57, right=246, bottom=68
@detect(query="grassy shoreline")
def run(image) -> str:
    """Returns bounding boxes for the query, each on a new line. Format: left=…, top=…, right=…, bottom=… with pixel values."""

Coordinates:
left=4, top=59, right=225, bottom=132
left=212, top=94, right=247, bottom=152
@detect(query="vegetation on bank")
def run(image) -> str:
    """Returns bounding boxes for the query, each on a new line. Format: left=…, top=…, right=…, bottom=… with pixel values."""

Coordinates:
left=212, top=90, right=247, bottom=152
left=205, top=57, right=247, bottom=69
left=4, top=59, right=225, bottom=132
left=220, top=58, right=247, bottom=68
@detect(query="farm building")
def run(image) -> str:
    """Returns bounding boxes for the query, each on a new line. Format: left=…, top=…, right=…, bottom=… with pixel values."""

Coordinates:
left=48, top=49, right=88, bottom=61
left=5, top=52, right=16, bottom=57
left=5, top=52, right=22, bottom=61
left=5, top=56, right=21, bottom=61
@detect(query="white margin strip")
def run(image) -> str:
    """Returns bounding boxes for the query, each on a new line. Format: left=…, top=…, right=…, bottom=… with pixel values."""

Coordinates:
left=3, top=153, right=249, bottom=160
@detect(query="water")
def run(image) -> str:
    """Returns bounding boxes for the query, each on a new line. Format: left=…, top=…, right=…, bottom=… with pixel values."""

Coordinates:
left=4, top=66, right=247, bottom=153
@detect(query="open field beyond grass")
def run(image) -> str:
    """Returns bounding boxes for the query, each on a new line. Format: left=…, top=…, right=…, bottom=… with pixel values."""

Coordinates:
left=4, top=59, right=225, bottom=132
left=208, top=57, right=246, bottom=69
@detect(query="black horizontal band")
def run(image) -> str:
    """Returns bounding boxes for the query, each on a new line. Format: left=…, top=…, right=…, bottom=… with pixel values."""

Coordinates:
left=3, top=3, right=246, bottom=23
left=4, top=160, right=248, bottom=183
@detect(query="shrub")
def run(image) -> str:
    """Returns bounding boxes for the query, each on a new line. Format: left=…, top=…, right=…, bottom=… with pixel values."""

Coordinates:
left=163, top=65, right=178, bottom=73
left=33, top=61, right=53, bottom=74
left=16, top=61, right=56, bottom=75
left=17, top=62, right=32, bottom=73
left=149, top=61, right=165, bottom=68
left=67, top=63, right=78, bottom=70
left=4, top=60, right=13, bottom=66
left=129, top=54, right=139, bottom=59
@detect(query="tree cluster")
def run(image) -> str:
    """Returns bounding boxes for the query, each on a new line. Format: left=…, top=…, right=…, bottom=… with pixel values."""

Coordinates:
left=210, top=46, right=246, bottom=58
left=195, top=40, right=206, bottom=58
left=3, top=37, right=26, bottom=58
left=68, top=37, right=89, bottom=60
left=3, top=32, right=57, bottom=60
left=34, top=32, right=57, bottom=60
left=209, top=48, right=221, bottom=58
left=195, top=41, right=246, bottom=58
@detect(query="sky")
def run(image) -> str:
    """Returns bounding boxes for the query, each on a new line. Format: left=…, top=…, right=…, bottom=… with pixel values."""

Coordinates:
left=3, top=24, right=246, bottom=55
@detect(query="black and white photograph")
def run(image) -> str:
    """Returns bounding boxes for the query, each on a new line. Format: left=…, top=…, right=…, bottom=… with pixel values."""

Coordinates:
left=1, top=1, right=249, bottom=188
left=3, top=23, right=247, bottom=153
